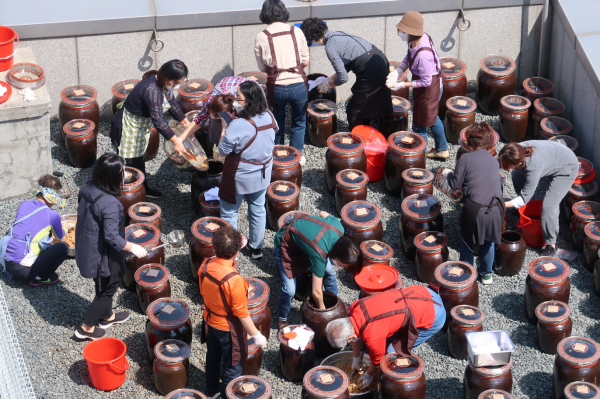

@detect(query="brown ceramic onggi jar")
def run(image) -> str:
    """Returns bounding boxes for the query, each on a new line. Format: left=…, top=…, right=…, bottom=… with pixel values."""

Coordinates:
left=189, top=217, right=231, bottom=282
left=277, top=210, right=310, bottom=229
left=444, top=96, right=477, bottom=145
left=267, top=181, right=300, bottom=231
left=400, top=194, right=443, bottom=261
left=414, top=231, right=449, bottom=284
left=499, top=95, right=531, bottom=142
left=165, top=389, right=208, bottom=399
left=242, top=336, right=264, bottom=376
left=521, top=77, right=553, bottom=104
left=595, top=252, right=600, bottom=296
left=246, top=277, right=271, bottom=341
left=300, top=292, right=348, bottom=358
left=335, top=169, right=368, bottom=215
left=378, top=96, right=412, bottom=139
left=494, top=230, right=527, bottom=276
left=435, top=261, right=479, bottom=320
left=389, top=62, right=411, bottom=99
left=145, top=127, right=160, bottom=162
left=58, top=84, right=100, bottom=138
left=191, top=161, right=223, bottom=216
left=111, top=79, right=140, bottom=115
left=571, top=201, right=600, bottom=252
left=145, top=298, right=193, bottom=361
left=564, top=159, right=597, bottom=220
left=536, top=300, right=572, bottom=355
left=550, top=135, right=579, bottom=154
left=478, top=390, right=514, bottom=399
left=226, top=375, right=272, bottom=399
left=308, top=73, right=337, bottom=103
left=118, top=167, right=147, bottom=218
left=63, top=119, right=97, bottom=168
left=457, top=127, right=499, bottom=162
left=401, top=168, right=434, bottom=202
left=448, top=305, right=485, bottom=360
left=564, top=382, right=600, bottom=399
left=124, top=223, right=164, bottom=291
left=340, top=201, right=383, bottom=247
left=279, top=325, right=316, bottom=382
left=308, top=99, right=338, bottom=148
left=531, top=97, right=565, bottom=139
left=153, top=339, right=191, bottom=395
left=325, top=133, right=367, bottom=194
left=385, top=132, right=427, bottom=197
left=524, top=257, right=571, bottom=323
left=135, top=264, right=171, bottom=315
left=238, top=71, right=268, bottom=92
left=177, top=79, right=213, bottom=114
left=199, top=191, right=220, bottom=218
left=476, top=55, right=516, bottom=116
left=584, top=222, right=600, bottom=271
left=128, top=202, right=162, bottom=231
left=540, top=117, right=572, bottom=140
left=379, top=353, right=426, bottom=399
left=360, top=240, right=394, bottom=266
left=439, top=58, right=468, bottom=120
left=464, top=358, right=513, bottom=399
left=553, top=337, right=600, bottom=399
left=301, top=366, right=350, bottom=399
left=272, top=145, right=302, bottom=187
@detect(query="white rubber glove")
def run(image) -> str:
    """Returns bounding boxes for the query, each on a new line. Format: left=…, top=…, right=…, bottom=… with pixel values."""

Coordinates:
left=252, top=332, right=267, bottom=349
left=318, top=80, right=331, bottom=94
left=352, top=356, right=362, bottom=371
left=130, top=244, right=148, bottom=258
left=391, top=82, right=408, bottom=91
left=386, top=68, right=399, bottom=88
left=358, top=371, right=373, bottom=389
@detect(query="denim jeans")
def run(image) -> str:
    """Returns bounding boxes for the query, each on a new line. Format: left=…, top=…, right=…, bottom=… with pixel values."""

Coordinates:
left=275, top=247, right=338, bottom=321
left=273, top=82, right=308, bottom=152
left=220, top=189, right=266, bottom=249
left=460, top=238, right=495, bottom=276
left=205, top=325, right=243, bottom=397
left=412, top=85, right=449, bottom=152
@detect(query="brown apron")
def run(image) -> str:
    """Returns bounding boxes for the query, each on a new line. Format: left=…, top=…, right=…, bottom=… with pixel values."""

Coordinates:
left=262, top=26, right=309, bottom=111
left=199, top=258, right=248, bottom=366
left=352, top=288, right=440, bottom=358
left=408, top=34, right=441, bottom=127
left=279, top=214, right=342, bottom=279
left=219, top=112, right=277, bottom=204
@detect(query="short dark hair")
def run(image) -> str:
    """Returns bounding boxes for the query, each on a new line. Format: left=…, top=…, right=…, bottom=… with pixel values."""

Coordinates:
left=259, top=0, right=290, bottom=24
left=329, top=237, right=361, bottom=274
left=300, top=18, right=328, bottom=46
left=208, top=93, right=235, bottom=115
left=37, top=175, right=62, bottom=191
left=92, top=153, right=124, bottom=196
left=237, top=81, right=269, bottom=120
left=465, top=121, right=495, bottom=151
left=142, top=59, right=189, bottom=90
left=213, top=227, right=243, bottom=260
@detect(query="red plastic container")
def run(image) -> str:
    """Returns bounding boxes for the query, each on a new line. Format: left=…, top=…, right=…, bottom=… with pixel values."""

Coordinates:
left=351, top=125, right=388, bottom=182
left=0, top=26, right=19, bottom=71
left=517, top=200, right=544, bottom=248
left=82, top=337, right=129, bottom=391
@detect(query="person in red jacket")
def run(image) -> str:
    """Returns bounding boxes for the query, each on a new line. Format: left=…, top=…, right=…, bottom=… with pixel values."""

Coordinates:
left=326, top=285, right=445, bottom=388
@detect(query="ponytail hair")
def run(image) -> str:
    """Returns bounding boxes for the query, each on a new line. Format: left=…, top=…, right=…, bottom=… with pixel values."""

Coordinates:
left=498, top=142, right=534, bottom=170
left=208, top=93, right=235, bottom=115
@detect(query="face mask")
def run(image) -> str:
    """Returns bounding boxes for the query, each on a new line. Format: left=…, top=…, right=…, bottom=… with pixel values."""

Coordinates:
left=398, top=31, right=409, bottom=42
left=331, top=260, right=344, bottom=271
left=169, top=82, right=181, bottom=92
left=233, top=100, right=245, bottom=112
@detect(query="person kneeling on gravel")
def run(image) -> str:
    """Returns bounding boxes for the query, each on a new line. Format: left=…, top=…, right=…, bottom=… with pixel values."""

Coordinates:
left=326, top=285, right=445, bottom=389
left=199, top=226, right=267, bottom=398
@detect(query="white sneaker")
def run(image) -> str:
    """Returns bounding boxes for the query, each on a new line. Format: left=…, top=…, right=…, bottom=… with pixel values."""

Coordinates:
left=299, top=155, right=306, bottom=166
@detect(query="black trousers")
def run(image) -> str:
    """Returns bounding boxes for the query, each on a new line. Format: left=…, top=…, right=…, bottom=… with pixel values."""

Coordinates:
left=83, top=257, right=122, bottom=327
left=124, top=156, right=149, bottom=188
left=5, top=242, right=68, bottom=281
left=205, top=325, right=243, bottom=397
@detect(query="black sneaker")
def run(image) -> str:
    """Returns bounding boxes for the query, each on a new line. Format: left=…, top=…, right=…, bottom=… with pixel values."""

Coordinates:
left=29, top=273, right=61, bottom=287
left=244, top=244, right=263, bottom=259
left=74, top=327, right=106, bottom=341
left=98, top=311, right=131, bottom=329
left=541, top=245, right=557, bottom=257
left=145, top=186, right=163, bottom=199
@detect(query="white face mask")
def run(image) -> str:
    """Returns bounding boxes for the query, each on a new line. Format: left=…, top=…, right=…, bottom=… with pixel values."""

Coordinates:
left=170, top=82, right=181, bottom=91
left=331, top=260, right=344, bottom=271
left=233, top=100, right=245, bottom=112
left=398, top=31, right=409, bottom=42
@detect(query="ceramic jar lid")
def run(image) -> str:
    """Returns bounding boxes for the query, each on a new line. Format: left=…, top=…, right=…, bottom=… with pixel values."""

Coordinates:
left=303, top=366, right=349, bottom=399
left=402, top=194, right=442, bottom=221
left=122, top=166, right=145, bottom=191
left=147, top=298, right=191, bottom=328
left=389, top=61, right=410, bottom=82
left=336, top=169, right=369, bottom=190
left=402, top=168, right=434, bottom=187
left=541, top=117, right=572, bottom=137
left=125, top=223, right=160, bottom=250
left=166, top=389, right=208, bottom=399
left=528, top=257, right=570, bottom=285
left=564, top=381, right=600, bottom=399
left=389, top=132, right=426, bottom=156
left=341, top=201, right=381, bottom=230
left=111, top=79, right=140, bottom=100
left=480, top=55, right=516, bottom=78
left=468, top=357, right=513, bottom=377
left=154, top=339, right=191, bottom=364
left=570, top=182, right=599, bottom=199
left=550, top=135, right=578, bottom=152
left=573, top=201, right=600, bottom=222
left=238, top=71, right=267, bottom=88
left=478, top=390, right=514, bottom=399
left=536, top=300, right=571, bottom=325
left=226, top=375, right=272, bottom=399
left=273, top=145, right=301, bottom=169
left=440, top=57, right=467, bottom=80
left=355, top=264, right=399, bottom=292
left=178, top=79, right=213, bottom=100
left=391, top=96, right=412, bottom=115
left=278, top=324, right=314, bottom=347
left=63, top=119, right=95, bottom=139
left=307, top=99, right=337, bottom=119
left=523, top=77, right=553, bottom=97
left=192, top=217, right=232, bottom=245
left=460, top=127, right=499, bottom=152
left=360, top=240, right=394, bottom=262
left=135, top=264, right=169, bottom=289
left=577, top=158, right=594, bottom=179
left=380, top=353, right=425, bottom=382
left=446, top=96, right=477, bottom=116
left=61, top=84, right=98, bottom=107
left=451, top=305, right=485, bottom=327
left=558, top=337, right=600, bottom=367
left=6, top=62, right=45, bottom=90
left=500, top=95, right=531, bottom=113
left=435, top=261, right=477, bottom=290
left=327, top=132, right=366, bottom=156
left=128, top=202, right=161, bottom=223
left=585, top=221, right=600, bottom=243
left=534, top=97, right=565, bottom=116
left=246, top=277, right=270, bottom=310
left=414, top=231, right=448, bottom=253
left=267, top=181, right=300, bottom=203
left=277, top=210, right=309, bottom=229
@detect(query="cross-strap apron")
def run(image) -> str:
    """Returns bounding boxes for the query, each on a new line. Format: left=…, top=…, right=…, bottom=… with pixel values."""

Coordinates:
left=352, top=288, right=440, bottom=358
left=199, top=258, right=248, bottom=366
left=279, top=214, right=342, bottom=279
left=262, top=26, right=309, bottom=111
left=407, top=34, right=441, bottom=127
left=219, top=112, right=276, bottom=204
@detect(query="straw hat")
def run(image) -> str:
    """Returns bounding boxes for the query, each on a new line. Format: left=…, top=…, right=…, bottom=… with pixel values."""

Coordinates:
left=395, top=11, right=424, bottom=37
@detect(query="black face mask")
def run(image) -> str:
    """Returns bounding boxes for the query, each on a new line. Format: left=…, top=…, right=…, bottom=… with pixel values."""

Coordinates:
left=208, top=115, right=223, bottom=145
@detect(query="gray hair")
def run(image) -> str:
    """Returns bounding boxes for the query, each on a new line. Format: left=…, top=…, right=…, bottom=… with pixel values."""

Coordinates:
left=326, top=318, right=354, bottom=348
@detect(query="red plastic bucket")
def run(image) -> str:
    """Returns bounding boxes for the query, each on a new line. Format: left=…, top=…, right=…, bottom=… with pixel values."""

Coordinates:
left=0, top=27, right=19, bottom=71
left=82, top=337, right=129, bottom=391
left=351, top=125, right=388, bottom=182
left=517, top=199, right=545, bottom=248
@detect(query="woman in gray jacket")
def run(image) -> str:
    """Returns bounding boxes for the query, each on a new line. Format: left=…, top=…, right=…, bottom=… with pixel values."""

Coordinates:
left=499, top=141, right=578, bottom=257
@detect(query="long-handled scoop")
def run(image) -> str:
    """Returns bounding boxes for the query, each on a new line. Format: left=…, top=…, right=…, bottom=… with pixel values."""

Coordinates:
left=152, top=230, right=185, bottom=251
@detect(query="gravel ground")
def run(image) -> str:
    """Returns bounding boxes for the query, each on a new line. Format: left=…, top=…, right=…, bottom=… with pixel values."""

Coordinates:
left=0, top=90, right=596, bottom=399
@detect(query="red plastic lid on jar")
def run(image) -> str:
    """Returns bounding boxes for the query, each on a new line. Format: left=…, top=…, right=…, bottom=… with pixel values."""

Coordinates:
left=558, top=337, right=600, bottom=367
left=391, top=96, right=412, bottom=115
left=267, top=181, right=300, bottom=203
left=125, top=223, right=160, bottom=250
left=246, top=277, right=270, bottom=310
left=277, top=210, right=310, bottom=229
left=389, top=132, right=426, bottom=156
left=128, top=202, right=161, bottom=223
left=192, top=217, right=232, bottom=245
left=226, top=375, right=272, bottom=399
left=440, top=58, right=467, bottom=80
left=135, top=264, right=169, bottom=290
left=166, top=389, right=208, bottom=399
left=336, top=169, right=369, bottom=190
left=401, top=194, right=442, bottom=221
left=355, top=264, right=399, bottom=292
left=402, top=168, right=434, bottom=187
left=446, top=96, right=477, bottom=116
left=238, top=71, right=267, bottom=87
left=534, top=97, right=565, bottom=116
left=564, top=381, right=600, bottom=399
left=577, top=158, right=594, bottom=179
left=147, top=297, right=191, bottom=328
left=450, top=305, right=485, bottom=327
left=536, top=300, right=571, bottom=325
left=380, top=353, right=425, bottom=382
left=414, top=231, right=448, bottom=254
left=435, top=261, right=477, bottom=291
left=528, top=257, right=570, bottom=285
left=573, top=201, right=600, bottom=222
left=570, top=182, right=599, bottom=199
left=61, top=84, right=98, bottom=107
left=327, top=132, right=366, bottom=157
left=303, top=366, right=349, bottom=398
left=63, top=119, right=95, bottom=139
left=585, top=221, right=600, bottom=244
left=460, top=127, right=499, bottom=152
left=307, top=99, right=337, bottom=120
left=154, top=339, right=191, bottom=364
left=122, top=166, right=145, bottom=192
left=273, top=145, right=301, bottom=169
left=341, top=201, right=381, bottom=230
left=178, top=79, right=213, bottom=101
left=478, top=390, right=514, bottom=399
left=480, top=55, right=516, bottom=78
left=550, top=135, right=579, bottom=152
left=468, top=357, right=513, bottom=377
left=541, top=117, right=572, bottom=137
left=360, top=240, right=394, bottom=262
left=389, top=61, right=410, bottom=82
left=523, top=77, right=553, bottom=98
left=111, top=79, right=140, bottom=101
left=278, top=324, right=314, bottom=347
left=500, top=95, right=531, bottom=113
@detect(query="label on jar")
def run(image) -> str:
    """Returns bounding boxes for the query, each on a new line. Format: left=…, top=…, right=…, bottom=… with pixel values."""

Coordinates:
left=318, top=373, right=335, bottom=384
left=166, top=343, right=178, bottom=352
left=394, top=358, right=410, bottom=367
left=449, top=267, right=464, bottom=276
left=461, top=308, right=475, bottom=316
left=355, top=208, right=368, bottom=216
left=316, top=103, right=329, bottom=110
left=370, top=244, right=384, bottom=252
left=392, top=98, right=401, bottom=105
left=492, top=395, right=504, bottom=399
left=456, top=99, right=468, bottom=106
left=125, top=171, right=132, bottom=179
left=341, top=137, right=353, bottom=144
left=542, top=263, right=557, bottom=272
left=442, top=61, right=455, bottom=69
left=276, top=184, right=289, bottom=192
left=72, top=122, right=85, bottom=129
left=576, top=385, right=591, bottom=394
left=412, top=170, right=424, bottom=177
left=241, top=383, right=257, bottom=393
left=347, top=172, right=360, bottom=180
left=389, top=66, right=395, bottom=72
left=146, top=268, right=159, bottom=277
left=188, top=82, right=201, bottom=89
left=161, top=304, right=176, bottom=314
left=72, top=89, right=85, bottom=96
left=573, top=343, right=588, bottom=352
left=247, top=285, right=255, bottom=299
left=132, top=229, right=146, bottom=238
left=123, top=83, right=135, bottom=90
left=248, top=76, right=259, bottom=81
left=546, top=305, right=559, bottom=313
left=415, top=200, right=428, bottom=208
left=205, top=222, right=220, bottom=232
left=138, top=206, right=152, bottom=214
left=424, top=235, right=437, bottom=243
left=401, top=136, right=414, bottom=144
left=276, top=150, right=288, bottom=157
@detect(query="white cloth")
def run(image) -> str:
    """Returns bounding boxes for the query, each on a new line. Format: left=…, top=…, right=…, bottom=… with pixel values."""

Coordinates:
left=308, top=76, right=328, bottom=92
left=19, top=88, right=36, bottom=102
left=0, top=85, right=7, bottom=97
left=285, top=326, right=314, bottom=350
left=204, top=187, right=220, bottom=201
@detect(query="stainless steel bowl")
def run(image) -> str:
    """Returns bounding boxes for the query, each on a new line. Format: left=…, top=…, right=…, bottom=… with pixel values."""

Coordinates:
left=321, top=351, right=378, bottom=398
left=466, top=330, right=515, bottom=367
left=60, top=214, right=77, bottom=257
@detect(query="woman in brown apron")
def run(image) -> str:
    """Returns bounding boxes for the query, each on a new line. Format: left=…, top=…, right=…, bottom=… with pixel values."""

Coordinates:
left=387, top=11, right=450, bottom=160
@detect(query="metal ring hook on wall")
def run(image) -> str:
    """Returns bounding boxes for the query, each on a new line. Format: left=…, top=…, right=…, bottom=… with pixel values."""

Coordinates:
left=457, top=9, right=471, bottom=31
left=150, top=29, right=164, bottom=52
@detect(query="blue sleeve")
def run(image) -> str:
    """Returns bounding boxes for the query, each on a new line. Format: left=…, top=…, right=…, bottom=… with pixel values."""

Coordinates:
left=325, top=43, right=349, bottom=85
left=49, top=210, right=66, bottom=240
left=219, top=119, right=245, bottom=157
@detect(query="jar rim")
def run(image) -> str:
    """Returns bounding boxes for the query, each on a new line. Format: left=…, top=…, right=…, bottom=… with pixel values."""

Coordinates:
left=434, top=261, right=477, bottom=290
left=267, top=180, right=300, bottom=202
left=500, top=95, right=531, bottom=112
left=327, top=132, right=366, bottom=156
left=440, top=57, right=467, bottom=79
left=302, top=366, right=349, bottom=398
left=534, top=97, right=565, bottom=115
left=389, top=131, right=426, bottom=155
left=360, top=240, right=394, bottom=262
left=273, top=145, right=301, bottom=168
left=341, top=200, right=382, bottom=230
left=226, top=375, right=272, bottom=399
left=336, top=169, right=369, bottom=189
left=528, top=257, right=570, bottom=285
left=134, top=263, right=169, bottom=289
left=450, top=305, right=485, bottom=326
left=557, top=336, right=600, bottom=367
left=60, top=84, right=98, bottom=107
left=380, top=353, right=425, bottom=381
left=177, top=78, right=213, bottom=100
left=63, top=118, right=95, bottom=138
left=535, top=300, right=571, bottom=324
left=523, top=77, right=553, bottom=96
left=128, top=202, right=161, bottom=223
left=479, top=55, right=516, bottom=78
left=446, top=96, right=477, bottom=116
left=111, top=79, right=140, bottom=99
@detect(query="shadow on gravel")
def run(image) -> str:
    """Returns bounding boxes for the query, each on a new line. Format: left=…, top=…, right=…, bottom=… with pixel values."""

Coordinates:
left=586, top=319, right=600, bottom=341
left=123, top=332, right=156, bottom=391
left=68, top=359, right=92, bottom=386
left=115, top=287, right=144, bottom=315
left=18, top=283, right=90, bottom=328
left=492, top=292, right=528, bottom=323
left=426, top=377, right=462, bottom=399
left=576, top=292, right=600, bottom=320
left=510, top=323, right=539, bottom=350
left=519, top=371, right=553, bottom=398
